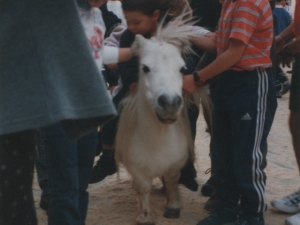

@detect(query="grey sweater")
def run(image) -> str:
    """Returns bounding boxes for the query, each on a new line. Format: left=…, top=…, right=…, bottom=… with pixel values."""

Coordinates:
left=0, top=0, right=117, bottom=139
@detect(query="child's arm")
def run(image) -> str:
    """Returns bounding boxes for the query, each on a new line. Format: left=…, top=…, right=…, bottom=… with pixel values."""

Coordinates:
left=276, top=23, right=295, bottom=53
left=118, top=29, right=139, bottom=91
left=187, top=25, right=217, bottom=53
left=191, top=35, right=217, bottom=54
left=277, top=36, right=300, bottom=68
left=183, top=38, right=247, bottom=93
left=103, top=46, right=131, bottom=65
left=118, top=48, right=132, bottom=63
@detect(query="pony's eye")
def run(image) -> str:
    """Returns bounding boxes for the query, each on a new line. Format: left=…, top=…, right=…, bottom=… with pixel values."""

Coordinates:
left=180, top=66, right=188, bottom=74
left=142, top=65, right=150, bottom=73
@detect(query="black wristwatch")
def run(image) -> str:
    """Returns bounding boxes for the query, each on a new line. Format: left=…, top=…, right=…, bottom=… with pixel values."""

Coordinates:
left=193, top=71, right=205, bottom=87
left=284, top=44, right=294, bottom=57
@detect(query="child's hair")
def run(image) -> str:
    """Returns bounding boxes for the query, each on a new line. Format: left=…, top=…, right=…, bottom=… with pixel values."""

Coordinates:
left=122, top=0, right=192, bottom=20
left=161, top=0, right=192, bottom=20
left=122, top=0, right=163, bottom=16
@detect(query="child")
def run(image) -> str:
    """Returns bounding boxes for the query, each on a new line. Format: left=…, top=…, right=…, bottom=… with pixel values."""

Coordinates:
left=89, top=0, right=216, bottom=192
left=78, top=0, right=131, bottom=71
left=183, top=0, right=277, bottom=224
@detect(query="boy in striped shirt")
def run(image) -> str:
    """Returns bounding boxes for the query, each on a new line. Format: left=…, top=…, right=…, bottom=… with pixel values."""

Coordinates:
left=184, top=0, right=277, bottom=224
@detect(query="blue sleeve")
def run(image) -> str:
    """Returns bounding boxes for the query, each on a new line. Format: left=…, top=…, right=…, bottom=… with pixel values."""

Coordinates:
left=118, top=29, right=139, bottom=90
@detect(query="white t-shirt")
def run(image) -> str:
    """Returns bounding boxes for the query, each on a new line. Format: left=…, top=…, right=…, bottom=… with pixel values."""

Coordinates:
left=78, top=7, right=119, bottom=72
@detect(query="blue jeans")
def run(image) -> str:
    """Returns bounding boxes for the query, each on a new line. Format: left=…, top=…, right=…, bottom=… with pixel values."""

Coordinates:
left=39, top=123, right=97, bottom=225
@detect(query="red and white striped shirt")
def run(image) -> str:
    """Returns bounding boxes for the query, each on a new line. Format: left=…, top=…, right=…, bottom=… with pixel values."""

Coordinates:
left=218, top=0, right=273, bottom=71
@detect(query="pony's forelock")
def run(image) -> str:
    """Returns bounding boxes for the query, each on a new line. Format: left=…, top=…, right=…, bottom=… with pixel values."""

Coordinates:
left=155, top=8, right=196, bottom=55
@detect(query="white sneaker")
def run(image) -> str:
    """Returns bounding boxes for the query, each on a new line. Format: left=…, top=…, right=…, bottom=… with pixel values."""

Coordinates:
left=286, top=212, right=300, bottom=225
left=271, top=189, right=300, bottom=213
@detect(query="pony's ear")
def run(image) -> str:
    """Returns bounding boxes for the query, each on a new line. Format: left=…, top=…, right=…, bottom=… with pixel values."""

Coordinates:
left=131, top=34, right=146, bottom=57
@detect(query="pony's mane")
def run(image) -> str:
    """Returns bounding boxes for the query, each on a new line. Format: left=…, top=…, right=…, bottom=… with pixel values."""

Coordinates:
left=155, top=10, right=196, bottom=55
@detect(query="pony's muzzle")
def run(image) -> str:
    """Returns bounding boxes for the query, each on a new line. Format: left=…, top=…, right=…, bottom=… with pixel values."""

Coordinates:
left=155, top=94, right=183, bottom=124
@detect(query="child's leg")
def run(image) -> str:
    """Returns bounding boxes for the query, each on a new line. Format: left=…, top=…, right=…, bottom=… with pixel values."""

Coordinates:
left=211, top=98, right=239, bottom=212
left=89, top=116, right=119, bottom=184
left=214, top=69, right=277, bottom=217
left=89, top=90, right=126, bottom=183
left=234, top=69, right=276, bottom=216
left=0, top=130, right=37, bottom=225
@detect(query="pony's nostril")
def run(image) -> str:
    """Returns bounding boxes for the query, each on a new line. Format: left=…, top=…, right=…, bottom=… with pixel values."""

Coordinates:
left=158, top=94, right=183, bottom=110
left=158, top=95, right=168, bottom=108
left=173, top=95, right=183, bottom=109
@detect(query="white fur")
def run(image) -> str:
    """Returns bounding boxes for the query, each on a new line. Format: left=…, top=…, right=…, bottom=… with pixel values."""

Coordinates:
left=115, top=18, right=211, bottom=225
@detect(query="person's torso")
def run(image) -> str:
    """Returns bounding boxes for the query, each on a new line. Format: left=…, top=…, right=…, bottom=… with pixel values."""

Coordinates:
left=273, top=7, right=291, bottom=35
left=218, top=0, right=273, bottom=71
left=78, top=7, right=106, bottom=72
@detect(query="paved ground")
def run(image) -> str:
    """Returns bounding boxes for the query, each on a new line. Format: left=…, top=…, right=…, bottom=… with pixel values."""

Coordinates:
left=33, top=74, right=299, bottom=225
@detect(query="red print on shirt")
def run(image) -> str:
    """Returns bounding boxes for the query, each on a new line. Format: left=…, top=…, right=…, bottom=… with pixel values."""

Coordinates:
left=89, top=26, right=103, bottom=59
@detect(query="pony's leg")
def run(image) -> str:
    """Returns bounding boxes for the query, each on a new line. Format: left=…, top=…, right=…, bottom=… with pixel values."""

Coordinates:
left=163, top=171, right=181, bottom=219
left=132, top=176, right=154, bottom=225
left=160, top=176, right=167, bottom=194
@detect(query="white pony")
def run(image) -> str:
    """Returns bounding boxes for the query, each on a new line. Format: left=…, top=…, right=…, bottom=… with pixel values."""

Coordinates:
left=115, top=17, right=211, bottom=225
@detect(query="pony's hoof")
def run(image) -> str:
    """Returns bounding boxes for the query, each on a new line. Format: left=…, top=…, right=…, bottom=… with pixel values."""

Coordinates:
left=137, top=222, right=155, bottom=225
left=163, top=208, right=180, bottom=218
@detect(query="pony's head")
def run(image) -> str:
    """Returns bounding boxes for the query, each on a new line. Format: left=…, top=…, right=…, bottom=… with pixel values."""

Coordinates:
left=131, top=17, right=194, bottom=124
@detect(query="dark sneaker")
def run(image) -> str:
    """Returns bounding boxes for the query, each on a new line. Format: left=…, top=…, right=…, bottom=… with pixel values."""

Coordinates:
left=178, top=176, right=198, bottom=192
left=197, top=209, right=236, bottom=225
left=89, top=153, right=116, bottom=184
left=282, top=81, right=291, bottom=95
left=179, top=157, right=198, bottom=192
left=234, top=214, right=264, bottom=225
left=40, top=195, right=48, bottom=211
left=204, top=190, right=217, bottom=211
left=201, top=170, right=216, bottom=197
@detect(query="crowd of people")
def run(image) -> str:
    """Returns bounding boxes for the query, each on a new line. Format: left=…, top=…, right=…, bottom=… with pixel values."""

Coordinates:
left=0, top=0, right=299, bottom=225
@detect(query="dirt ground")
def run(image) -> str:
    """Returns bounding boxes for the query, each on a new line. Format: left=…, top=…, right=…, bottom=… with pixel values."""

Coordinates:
left=33, top=72, right=300, bottom=225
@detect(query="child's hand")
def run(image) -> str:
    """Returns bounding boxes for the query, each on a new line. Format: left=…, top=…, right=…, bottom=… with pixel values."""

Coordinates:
left=182, top=75, right=198, bottom=94
left=205, top=32, right=217, bottom=43
left=277, top=51, right=293, bottom=68
left=275, top=35, right=286, bottom=53
left=107, top=64, right=118, bottom=70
